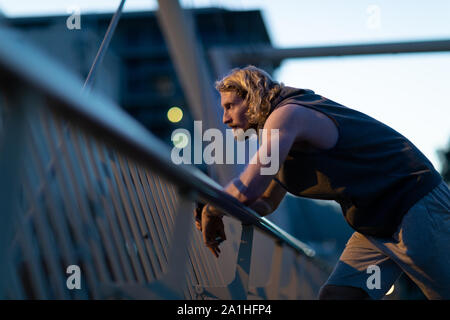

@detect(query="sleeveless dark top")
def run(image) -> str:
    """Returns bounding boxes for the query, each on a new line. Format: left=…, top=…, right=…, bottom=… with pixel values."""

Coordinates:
left=271, top=86, right=443, bottom=237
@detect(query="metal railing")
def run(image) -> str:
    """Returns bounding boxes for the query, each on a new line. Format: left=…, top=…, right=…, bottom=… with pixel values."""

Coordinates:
left=0, top=24, right=331, bottom=299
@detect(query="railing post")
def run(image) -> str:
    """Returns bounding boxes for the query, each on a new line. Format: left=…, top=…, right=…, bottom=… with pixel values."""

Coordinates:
left=195, top=223, right=254, bottom=300
left=251, top=241, right=284, bottom=300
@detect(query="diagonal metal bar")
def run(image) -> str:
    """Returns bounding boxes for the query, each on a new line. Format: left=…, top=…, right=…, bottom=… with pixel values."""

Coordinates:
left=156, top=0, right=237, bottom=186
left=82, top=0, right=126, bottom=92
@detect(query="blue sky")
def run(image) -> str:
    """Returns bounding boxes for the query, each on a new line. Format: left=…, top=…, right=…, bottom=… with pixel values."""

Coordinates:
left=1, top=0, right=449, bottom=171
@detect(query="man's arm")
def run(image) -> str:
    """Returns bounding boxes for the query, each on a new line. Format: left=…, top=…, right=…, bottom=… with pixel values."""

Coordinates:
left=222, top=103, right=338, bottom=207
left=205, top=178, right=286, bottom=219
left=223, top=104, right=304, bottom=206
left=201, top=104, right=339, bottom=256
left=249, top=179, right=287, bottom=216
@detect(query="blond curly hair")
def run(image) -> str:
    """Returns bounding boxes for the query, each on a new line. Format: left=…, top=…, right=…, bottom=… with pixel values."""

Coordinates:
left=215, top=65, right=284, bottom=129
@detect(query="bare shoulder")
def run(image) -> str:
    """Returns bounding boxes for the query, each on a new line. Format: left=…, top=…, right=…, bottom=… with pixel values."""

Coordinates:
left=264, top=103, right=322, bottom=132
left=264, top=103, right=305, bottom=130
left=265, top=103, right=339, bottom=150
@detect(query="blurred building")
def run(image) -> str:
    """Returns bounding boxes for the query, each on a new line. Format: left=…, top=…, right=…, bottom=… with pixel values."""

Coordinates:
left=5, top=8, right=279, bottom=143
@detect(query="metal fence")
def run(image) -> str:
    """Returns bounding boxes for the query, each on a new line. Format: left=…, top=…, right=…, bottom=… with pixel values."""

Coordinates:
left=0, top=25, right=331, bottom=300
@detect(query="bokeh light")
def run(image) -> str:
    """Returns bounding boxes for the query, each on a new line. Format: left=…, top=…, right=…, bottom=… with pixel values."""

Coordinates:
left=167, top=106, right=183, bottom=123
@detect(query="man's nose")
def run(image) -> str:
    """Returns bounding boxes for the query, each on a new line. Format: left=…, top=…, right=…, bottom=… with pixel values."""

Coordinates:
left=223, top=112, right=232, bottom=125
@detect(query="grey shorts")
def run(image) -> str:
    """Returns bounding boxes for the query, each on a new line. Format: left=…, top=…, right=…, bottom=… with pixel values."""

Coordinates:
left=323, top=180, right=450, bottom=300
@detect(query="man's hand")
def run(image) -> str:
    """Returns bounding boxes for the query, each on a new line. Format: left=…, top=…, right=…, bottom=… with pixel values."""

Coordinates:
left=201, top=205, right=226, bottom=258
left=193, top=202, right=205, bottom=231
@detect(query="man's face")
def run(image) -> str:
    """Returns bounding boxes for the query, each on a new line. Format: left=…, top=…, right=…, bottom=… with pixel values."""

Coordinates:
left=220, top=91, right=250, bottom=134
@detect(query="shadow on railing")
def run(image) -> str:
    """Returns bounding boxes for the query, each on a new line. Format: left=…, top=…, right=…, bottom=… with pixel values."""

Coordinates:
left=0, top=26, right=332, bottom=300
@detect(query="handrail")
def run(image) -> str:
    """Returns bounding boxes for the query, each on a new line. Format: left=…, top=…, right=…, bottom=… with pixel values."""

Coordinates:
left=0, top=26, right=316, bottom=258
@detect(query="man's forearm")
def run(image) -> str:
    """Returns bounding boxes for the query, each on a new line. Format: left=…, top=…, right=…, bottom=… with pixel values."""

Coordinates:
left=248, top=198, right=273, bottom=217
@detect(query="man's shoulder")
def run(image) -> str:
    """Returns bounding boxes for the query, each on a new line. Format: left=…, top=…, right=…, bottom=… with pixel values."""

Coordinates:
left=266, top=103, right=315, bottom=126
left=263, top=103, right=312, bottom=142
left=266, top=103, right=339, bottom=150
left=264, top=103, right=306, bottom=128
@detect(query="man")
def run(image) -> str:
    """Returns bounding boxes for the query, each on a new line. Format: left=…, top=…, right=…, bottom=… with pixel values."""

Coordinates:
left=195, top=65, right=450, bottom=300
